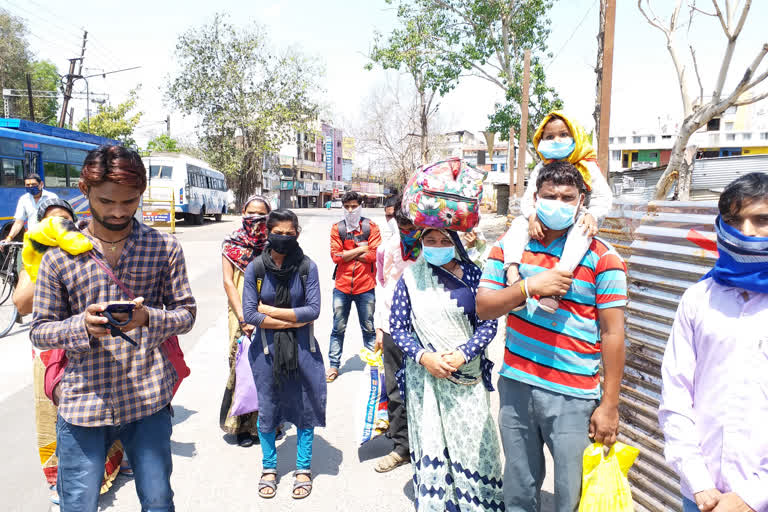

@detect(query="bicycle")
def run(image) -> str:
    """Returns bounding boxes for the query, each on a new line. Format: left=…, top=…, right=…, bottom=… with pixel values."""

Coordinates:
left=0, top=241, right=23, bottom=337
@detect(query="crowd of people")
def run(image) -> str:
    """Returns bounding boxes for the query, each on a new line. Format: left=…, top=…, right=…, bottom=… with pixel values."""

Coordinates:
left=6, top=109, right=766, bottom=512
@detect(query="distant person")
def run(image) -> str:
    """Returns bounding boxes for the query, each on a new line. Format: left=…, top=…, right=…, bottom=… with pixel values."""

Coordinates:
left=372, top=195, right=421, bottom=473
left=659, top=173, right=768, bottom=512
left=14, top=198, right=125, bottom=507
left=326, top=191, right=381, bottom=382
left=220, top=195, right=271, bottom=447
left=477, top=161, right=627, bottom=512
left=4, top=173, right=58, bottom=242
left=242, top=209, right=325, bottom=500
left=390, top=227, right=503, bottom=511
left=500, top=111, right=613, bottom=314
left=30, top=145, right=196, bottom=512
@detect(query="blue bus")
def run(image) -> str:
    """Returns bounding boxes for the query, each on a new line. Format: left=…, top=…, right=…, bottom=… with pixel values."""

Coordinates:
left=0, top=118, right=119, bottom=237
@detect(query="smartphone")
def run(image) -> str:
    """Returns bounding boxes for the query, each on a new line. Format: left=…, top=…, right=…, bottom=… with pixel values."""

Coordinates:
left=105, top=302, right=136, bottom=314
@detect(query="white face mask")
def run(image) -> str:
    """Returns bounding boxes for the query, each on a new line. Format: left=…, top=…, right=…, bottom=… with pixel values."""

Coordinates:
left=344, top=205, right=362, bottom=229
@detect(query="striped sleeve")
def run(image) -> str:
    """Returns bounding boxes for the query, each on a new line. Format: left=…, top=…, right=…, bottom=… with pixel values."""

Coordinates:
left=594, top=244, right=628, bottom=309
left=479, top=240, right=506, bottom=290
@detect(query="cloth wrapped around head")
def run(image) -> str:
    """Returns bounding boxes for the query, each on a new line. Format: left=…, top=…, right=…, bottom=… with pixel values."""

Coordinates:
left=222, top=195, right=271, bottom=271
left=533, top=111, right=597, bottom=191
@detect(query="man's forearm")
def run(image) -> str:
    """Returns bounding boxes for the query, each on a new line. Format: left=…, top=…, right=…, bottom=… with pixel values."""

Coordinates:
left=5, top=220, right=24, bottom=240
left=600, top=332, right=625, bottom=406
left=477, top=286, right=526, bottom=320
left=341, top=247, right=367, bottom=262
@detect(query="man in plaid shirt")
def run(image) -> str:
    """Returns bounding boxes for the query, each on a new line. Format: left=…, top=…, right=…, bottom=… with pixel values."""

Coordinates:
left=31, top=145, right=196, bottom=512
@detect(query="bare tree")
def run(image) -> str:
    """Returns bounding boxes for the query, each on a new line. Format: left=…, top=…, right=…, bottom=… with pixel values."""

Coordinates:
left=638, top=0, right=768, bottom=200
left=351, top=77, right=443, bottom=188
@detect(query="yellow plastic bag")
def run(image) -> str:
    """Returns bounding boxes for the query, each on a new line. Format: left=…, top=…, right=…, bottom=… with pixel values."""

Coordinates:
left=578, top=442, right=639, bottom=512
left=359, top=348, right=384, bottom=367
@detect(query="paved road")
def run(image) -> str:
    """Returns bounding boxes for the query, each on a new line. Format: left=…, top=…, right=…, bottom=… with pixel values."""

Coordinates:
left=0, top=208, right=553, bottom=511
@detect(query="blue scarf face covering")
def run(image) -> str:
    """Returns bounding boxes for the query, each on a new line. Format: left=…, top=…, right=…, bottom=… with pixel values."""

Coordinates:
left=704, top=215, right=768, bottom=294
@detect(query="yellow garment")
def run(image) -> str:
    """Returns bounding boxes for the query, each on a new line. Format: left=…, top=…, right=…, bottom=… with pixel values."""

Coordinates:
left=22, top=216, right=93, bottom=282
left=578, top=442, right=639, bottom=512
left=533, top=110, right=598, bottom=191
left=359, top=348, right=384, bottom=367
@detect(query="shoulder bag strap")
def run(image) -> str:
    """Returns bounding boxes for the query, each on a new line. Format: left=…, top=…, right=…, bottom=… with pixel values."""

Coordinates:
left=88, top=251, right=136, bottom=299
left=298, top=256, right=316, bottom=353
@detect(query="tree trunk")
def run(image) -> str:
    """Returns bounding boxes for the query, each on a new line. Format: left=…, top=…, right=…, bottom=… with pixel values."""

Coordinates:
left=654, top=122, right=697, bottom=199
left=419, top=89, right=429, bottom=165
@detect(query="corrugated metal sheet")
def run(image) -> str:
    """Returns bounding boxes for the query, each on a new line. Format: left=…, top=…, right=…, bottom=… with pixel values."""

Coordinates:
left=599, top=200, right=719, bottom=512
left=692, top=154, right=768, bottom=194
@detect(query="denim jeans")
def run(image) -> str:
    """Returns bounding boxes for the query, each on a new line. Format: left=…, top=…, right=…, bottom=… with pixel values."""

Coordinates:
left=498, top=377, right=598, bottom=512
left=683, top=497, right=699, bottom=512
left=56, top=407, right=174, bottom=512
left=258, top=418, right=315, bottom=470
left=328, top=288, right=376, bottom=369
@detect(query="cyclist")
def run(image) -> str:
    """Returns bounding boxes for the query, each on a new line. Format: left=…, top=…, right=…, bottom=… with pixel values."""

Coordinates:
left=3, top=173, right=58, bottom=242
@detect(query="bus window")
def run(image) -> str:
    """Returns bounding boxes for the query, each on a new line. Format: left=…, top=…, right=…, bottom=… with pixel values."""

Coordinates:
left=43, top=161, right=67, bottom=187
left=0, top=137, right=24, bottom=158
left=1, top=158, right=24, bottom=186
left=41, top=144, right=68, bottom=162
left=66, top=148, right=87, bottom=166
left=68, top=164, right=81, bottom=185
left=150, top=165, right=173, bottom=179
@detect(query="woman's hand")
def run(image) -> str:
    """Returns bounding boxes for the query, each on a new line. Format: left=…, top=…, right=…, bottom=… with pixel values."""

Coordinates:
left=420, top=352, right=457, bottom=378
left=577, top=213, right=599, bottom=236
left=241, top=323, right=255, bottom=336
left=528, top=215, right=545, bottom=240
left=441, top=351, right=466, bottom=370
left=257, top=302, right=274, bottom=316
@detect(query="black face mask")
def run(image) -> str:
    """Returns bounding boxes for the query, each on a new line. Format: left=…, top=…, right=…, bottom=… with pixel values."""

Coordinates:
left=268, top=233, right=299, bottom=255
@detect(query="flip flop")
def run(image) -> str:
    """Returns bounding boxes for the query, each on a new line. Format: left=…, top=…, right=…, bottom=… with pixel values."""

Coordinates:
left=374, top=452, right=409, bottom=473
left=538, top=296, right=561, bottom=314
left=326, top=368, right=339, bottom=383
left=258, top=469, right=278, bottom=499
left=292, top=470, right=313, bottom=500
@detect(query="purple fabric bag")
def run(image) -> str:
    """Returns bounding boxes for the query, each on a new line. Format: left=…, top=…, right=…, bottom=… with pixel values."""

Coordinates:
left=229, top=335, right=259, bottom=417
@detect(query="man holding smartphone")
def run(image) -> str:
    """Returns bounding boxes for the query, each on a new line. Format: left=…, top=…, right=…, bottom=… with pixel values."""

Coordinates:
left=30, top=145, right=197, bottom=512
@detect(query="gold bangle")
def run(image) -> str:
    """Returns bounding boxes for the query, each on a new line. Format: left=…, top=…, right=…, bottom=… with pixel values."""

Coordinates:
left=519, top=279, right=528, bottom=298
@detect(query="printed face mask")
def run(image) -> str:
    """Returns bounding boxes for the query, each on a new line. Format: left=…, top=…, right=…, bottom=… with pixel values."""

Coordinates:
left=536, top=198, right=578, bottom=231
left=399, top=226, right=422, bottom=261
left=242, top=214, right=267, bottom=236
left=26, top=186, right=41, bottom=196
left=538, top=138, right=575, bottom=160
left=268, top=233, right=299, bottom=255
left=422, top=245, right=456, bottom=266
left=344, top=206, right=362, bottom=230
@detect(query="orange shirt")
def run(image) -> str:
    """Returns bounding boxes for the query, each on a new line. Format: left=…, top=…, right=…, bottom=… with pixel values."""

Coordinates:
left=330, top=220, right=382, bottom=295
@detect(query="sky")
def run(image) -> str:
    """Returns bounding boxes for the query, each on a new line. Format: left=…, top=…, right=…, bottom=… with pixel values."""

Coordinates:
left=3, top=0, right=768, bottom=157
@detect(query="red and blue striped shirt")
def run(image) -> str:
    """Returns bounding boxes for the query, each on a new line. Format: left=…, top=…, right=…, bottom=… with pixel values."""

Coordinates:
left=479, top=234, right=627, bottom=399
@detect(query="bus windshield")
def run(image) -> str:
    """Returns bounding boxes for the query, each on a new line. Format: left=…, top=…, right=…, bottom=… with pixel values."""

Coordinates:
left=150, top=165, right=173, bottom=179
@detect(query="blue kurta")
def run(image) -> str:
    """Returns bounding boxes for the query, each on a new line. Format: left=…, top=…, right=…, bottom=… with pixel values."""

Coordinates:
left=242, top=257, right=326, bottom=433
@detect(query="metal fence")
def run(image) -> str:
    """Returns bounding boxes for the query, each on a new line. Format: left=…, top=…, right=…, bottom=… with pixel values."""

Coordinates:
left=598, top=199, right=719, bottom=512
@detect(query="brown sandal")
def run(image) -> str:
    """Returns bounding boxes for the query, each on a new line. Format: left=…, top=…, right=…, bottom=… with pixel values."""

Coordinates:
left=326, top=368, right=339, bottom=383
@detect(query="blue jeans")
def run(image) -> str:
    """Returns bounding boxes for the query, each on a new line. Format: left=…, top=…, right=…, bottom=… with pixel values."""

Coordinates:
left=498, top=377, right=598, bottom=512
left=328, top=288, right=375, bottom=369
left=683, top=497, right=699, bottom=512
left=56, top=407, right=174, bottom=512
left=258, top=418, right=315, bottom=470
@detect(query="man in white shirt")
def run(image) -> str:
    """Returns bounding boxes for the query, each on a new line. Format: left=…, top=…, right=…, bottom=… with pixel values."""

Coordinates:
left=4, top=174, right=58, bottom=241
left=659, top=172, right=768, bottom=512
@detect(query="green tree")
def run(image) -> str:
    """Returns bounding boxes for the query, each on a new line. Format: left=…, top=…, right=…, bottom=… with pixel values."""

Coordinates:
left=78, top=88, right=143, bottom=146
left=165, top=14, right=321, bottom=205
left=369, top=8, right=450, bottom=164
left=0, top=9, right=31, bottom=92
left=384, top=0, right=561, bottom=158
left=144, top=134, right=180, bottom=155
left=28, top=60, right=60, bottom=124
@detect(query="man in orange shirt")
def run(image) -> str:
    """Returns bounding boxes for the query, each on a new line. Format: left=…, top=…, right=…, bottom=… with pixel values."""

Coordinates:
left=326, top=192, right=382, bottom=382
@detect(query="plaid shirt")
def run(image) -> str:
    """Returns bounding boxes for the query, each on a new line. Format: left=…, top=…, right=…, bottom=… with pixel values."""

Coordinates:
left=30, top=220, right=196, bottom=427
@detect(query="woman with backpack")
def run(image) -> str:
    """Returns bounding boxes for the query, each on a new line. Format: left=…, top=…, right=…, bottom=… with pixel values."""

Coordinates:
left=390, top=227, right=504, bottom=512
left=242, top=209, right=326, bottom=500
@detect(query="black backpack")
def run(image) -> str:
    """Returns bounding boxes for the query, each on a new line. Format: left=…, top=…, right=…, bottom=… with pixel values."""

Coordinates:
left=332, top=218, right=375, bottom=279
left=250, top=255, right=316, bottom=353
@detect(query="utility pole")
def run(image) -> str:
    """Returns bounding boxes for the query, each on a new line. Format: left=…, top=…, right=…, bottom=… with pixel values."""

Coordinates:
left=596, top=0, right=616, bottom=178
left=25, top=74, right=35, bottom=123
left=516, top=49, right=531, bottom=199
left=58, top=30, right=87, bottom=128
left=165, top=114, right=171, bottom=137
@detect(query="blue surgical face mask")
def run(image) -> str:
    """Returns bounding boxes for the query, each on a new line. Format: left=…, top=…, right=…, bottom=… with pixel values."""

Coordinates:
left=422, top=245, right=456, bottom=266
left=26, top=186, right=41, bottom=196
left=538, top=138, right=575, bottom=160
left=536, top=198, right=578, bottom=230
